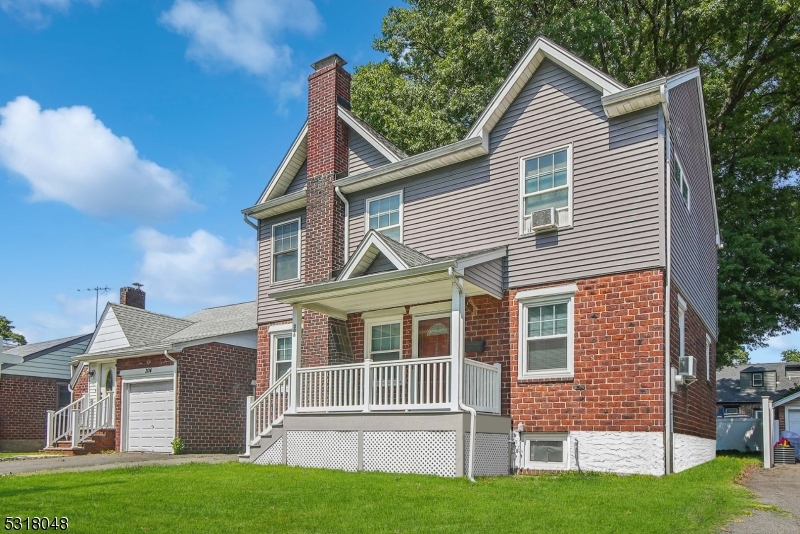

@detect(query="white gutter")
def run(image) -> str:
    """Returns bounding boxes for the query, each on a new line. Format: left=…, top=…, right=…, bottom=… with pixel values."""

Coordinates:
left=334, top=186, right=350, bottom=262
left=243, top=213, right=258, bottom=231
left=448, top=266, right=476, bottom=483
left=164, top=349, right=179, bottom=450
left=663, top=87, right=674, bottom=475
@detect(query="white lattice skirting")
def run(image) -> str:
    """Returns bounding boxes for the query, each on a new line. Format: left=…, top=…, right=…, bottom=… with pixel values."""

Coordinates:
left=464, top=433, right=509, bottom=476
left=286, top=431, right=359, bottom=472
left=254, top=436, right=283, bottom=465
left=363, top=431, right=456, bottom=477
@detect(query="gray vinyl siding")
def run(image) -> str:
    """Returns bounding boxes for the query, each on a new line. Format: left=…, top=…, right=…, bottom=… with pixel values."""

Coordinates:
left=363, top=252, right=397, bottom=275
left=349, top=130, right=391, bottom=174
left=668, top=79, right=718, bottom=337
left=257, top=210, right=306, bottom=323
left=464, top=258, right=504, bottom=296
left=285, top=161, right=307, bottom=194
left=740, top=371, right=777, bottom=392
left=1, top=339, right=88, bottom=380
left=348, top=60, right=664, bottom=288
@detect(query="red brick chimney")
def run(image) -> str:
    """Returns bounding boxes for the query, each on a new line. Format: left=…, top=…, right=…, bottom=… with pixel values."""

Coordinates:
left=120, top=285, right=145, bottom=309
left=304, top=54, right=351, bottom=365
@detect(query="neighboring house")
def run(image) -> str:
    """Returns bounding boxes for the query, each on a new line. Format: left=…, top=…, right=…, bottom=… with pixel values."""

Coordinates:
left=716, top=363, right=800, bottom=421
left=51, top=286, right=257, bottom=455
left=239, top=36, right=719, bottom=477
left=0, top=334, right=91, bottom=451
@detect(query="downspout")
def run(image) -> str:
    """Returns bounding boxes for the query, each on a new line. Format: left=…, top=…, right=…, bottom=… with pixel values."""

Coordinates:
left=243, top=213, right=258, bottom=230
left=164, top=350, right=178, bottom=451
left=661, top=84, right=674, bottom=475
left=448, top=266, right=476, bottom=483
left=335, top=186, right=350, bottom=262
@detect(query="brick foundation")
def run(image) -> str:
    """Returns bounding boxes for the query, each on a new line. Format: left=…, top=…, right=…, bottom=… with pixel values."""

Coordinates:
left=0, top=374, right=60, bottom=449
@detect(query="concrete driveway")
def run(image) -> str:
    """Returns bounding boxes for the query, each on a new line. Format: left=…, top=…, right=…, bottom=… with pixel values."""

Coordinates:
left=0, top=452, right=237, bottom=476
left=722, top=464, right=800, bottom=533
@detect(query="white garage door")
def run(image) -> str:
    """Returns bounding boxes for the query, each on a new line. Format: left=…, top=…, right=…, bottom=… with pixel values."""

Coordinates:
left=126, top=380, right=174, bottom=453
left=787, top=409, right=800, bottom=434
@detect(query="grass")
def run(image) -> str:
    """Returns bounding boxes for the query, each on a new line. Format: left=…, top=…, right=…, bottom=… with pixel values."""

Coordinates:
left=0, top=454, right=760, bottom=533
left=0, top=452, right=47, bottom=459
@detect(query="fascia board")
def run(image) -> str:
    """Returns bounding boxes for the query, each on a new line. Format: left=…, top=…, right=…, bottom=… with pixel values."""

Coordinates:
left=337, top=106, right=401, bottom=163
left=257, top=122, right=308, bottom=204
left=466, top=36, right=626, bottom=139
left=242, top=189, right=307, bottom=220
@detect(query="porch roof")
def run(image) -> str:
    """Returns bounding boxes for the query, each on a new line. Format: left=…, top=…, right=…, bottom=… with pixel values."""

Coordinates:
left=269, top=245, right=506, bottom=318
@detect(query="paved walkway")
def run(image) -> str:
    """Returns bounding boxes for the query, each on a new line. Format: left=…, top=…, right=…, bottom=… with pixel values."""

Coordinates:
left=722, top=463, right=800, bottom=533
left=0, top=452, right=237, bottom=476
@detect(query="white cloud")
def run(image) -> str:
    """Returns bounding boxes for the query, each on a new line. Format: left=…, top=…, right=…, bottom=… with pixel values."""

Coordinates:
left=159, top=0, right=321, bottom=75
left=750, top=330, right=800, bottom=363
left=0, top=0, right=100, bottom=27
left=0, top=96, right=197, bottom=222
left=133, top=227, right=256, bottom=307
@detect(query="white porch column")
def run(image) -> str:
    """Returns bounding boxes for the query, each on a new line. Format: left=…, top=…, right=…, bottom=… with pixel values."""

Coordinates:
left=289, top=304, right=303, bottom=413
left=763, top=396, right=773, bottom=468
left=450, top=275, right=465, bottom=411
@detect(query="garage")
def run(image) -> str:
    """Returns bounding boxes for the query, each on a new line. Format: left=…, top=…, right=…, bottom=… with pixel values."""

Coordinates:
left=787, top=409, right=800, bottom=434
left=125, top=380, right=175, bottom=453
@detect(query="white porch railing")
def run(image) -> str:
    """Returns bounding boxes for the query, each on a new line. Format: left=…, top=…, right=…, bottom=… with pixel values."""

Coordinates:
left=370, top=356, right=452, bottom=411
left=463, top=359, right=502, bottom=414
left=45, top=393, right=114, bottom=448
left=297, top=363, right=364, bottom=411
left=246, top=371, right=291, bottom=447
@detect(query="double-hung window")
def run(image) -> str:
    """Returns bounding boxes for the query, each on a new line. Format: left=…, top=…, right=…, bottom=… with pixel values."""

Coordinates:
left=673, top=156, right=690, bottom=208
left=273, top=219, right=300, bottom=283
left=517, top=285, right=575, bottom=379
left=366, top=319, right=402, bottom=361
left=272, top=334, right=292, bottom=382
left=751, top=372, right=764, bottom=388
left=366, top=191, right=402, bottom=242
left=521, top=147, right=571, bottom=233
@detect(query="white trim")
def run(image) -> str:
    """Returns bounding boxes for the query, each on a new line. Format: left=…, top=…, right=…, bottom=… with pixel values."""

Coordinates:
left=121, top=377, right=176, bottom=453
left=270, top=331, right=293, bottom=386
left=751, top=372, right=764, bottom=387
left=268, top=323, right=293, bottom=333
left=467, top=36, right=624, bottom=139
left=337, top=106, right=402, bottom=164
left=271, top=217, right=302, bottom=284
left=408, top=302, right=451, bottom=315
left=775, top=390, right=800, bottom=407
left=339, top=231, right=410, bottom=281
left=518, top=291, right=576, bottom=380
left=518, top=144, right=574, bottom=236
left=515, top=283, right=578, bottom=301
left=453, top=246, right=507, bottom=270
left=258, top=123, right=308, bottom=204
left=364, top=190, right=404, bottom=243
left=363, top=315, right=404, bottom=361
left=361, top=307, right=406, bottom=320
left=411, top=312, right=451, bottom=358
left=522, top=432, right=570, bottom=470
left=119, top=365, right=176, bottom=380
left=786, top=407, right=800, bottom=433
left=673, top=155, right=691, bottom=210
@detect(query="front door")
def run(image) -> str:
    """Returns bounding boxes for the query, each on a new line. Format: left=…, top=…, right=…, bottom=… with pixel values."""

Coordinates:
left=100, top=363, right=116, bottom=400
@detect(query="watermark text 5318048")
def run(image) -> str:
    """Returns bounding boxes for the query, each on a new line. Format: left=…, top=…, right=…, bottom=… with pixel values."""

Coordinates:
left=4, top=518, right=68, bottom=530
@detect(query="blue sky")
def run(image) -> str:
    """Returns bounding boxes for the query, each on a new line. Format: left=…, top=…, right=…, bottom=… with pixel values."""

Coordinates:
left=0, top=0, right=794, bottom=363
left=0, top=0, right=398, bottom=342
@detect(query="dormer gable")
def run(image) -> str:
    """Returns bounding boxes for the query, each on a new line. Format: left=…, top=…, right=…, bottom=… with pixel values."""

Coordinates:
left=87, top=305, right=130, bottom=354
left=338, top=230, right=431, bottom=281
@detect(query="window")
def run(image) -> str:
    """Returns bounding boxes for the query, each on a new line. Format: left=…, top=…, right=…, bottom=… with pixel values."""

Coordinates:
left=517, top=285, right=575, bottom=379
left=413, top=314, right=451, bottom=358
left=705, top=334, right=712, bottom=382
left=673, top=156, right=690, bottom=208
left=724, top=406, right=740, bottom=416
left=271, top=334, right=293, bottom=382
left=366, top=191, right=402, bottom=242
left=787, top=366, right=800, bottom=379
left=754, top=410, right=763, bottom=419
left=365, top=319, right=402, bottom=361
left=521, top=147, right=571, bottom=233
left=524, top=433, right=568, bottom=469
left=57, top=383, right=71, bottom=410
left=678, top=295, right=687, bottom=359
left=752, top=372, right=764, bottom=387
left=272, top=219, right=300, bottom=283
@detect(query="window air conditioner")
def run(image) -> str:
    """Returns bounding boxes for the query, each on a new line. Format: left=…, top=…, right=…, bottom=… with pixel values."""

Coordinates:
left=526, top=207, right=557, bottom=234
left=679, top=355, right=697, bottom=378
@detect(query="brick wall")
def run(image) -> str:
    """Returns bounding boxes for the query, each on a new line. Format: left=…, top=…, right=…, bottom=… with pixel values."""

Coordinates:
left=177, top=343, right=256, bottom=454
left=72, top=366, right=88, bottom=400
left=465, top=295, right=512, bottom=415
left=0, top=374, right=59, bottom=443
left=509, top=270, right=666, bottom=433
left=670, top=285, right=717, bottom=440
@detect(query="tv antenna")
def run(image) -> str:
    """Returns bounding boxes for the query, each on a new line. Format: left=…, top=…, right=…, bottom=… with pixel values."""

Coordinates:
left=78, top=286, right=111, bottom=326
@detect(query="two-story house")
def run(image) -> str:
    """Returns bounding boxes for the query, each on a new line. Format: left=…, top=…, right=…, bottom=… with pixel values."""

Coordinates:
left=240, top=37, right=719, bottom=477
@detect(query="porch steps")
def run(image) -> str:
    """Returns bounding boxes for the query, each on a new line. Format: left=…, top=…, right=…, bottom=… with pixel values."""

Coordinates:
left=42, top=429, right=116, bottom=455
left=239, top=425, right=284, bottom=464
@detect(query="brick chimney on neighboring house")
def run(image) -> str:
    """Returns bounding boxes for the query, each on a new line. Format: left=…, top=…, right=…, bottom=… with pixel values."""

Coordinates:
left=303, top=54, right=352, bottom=366
left=120, top=284, right=145, bottom=309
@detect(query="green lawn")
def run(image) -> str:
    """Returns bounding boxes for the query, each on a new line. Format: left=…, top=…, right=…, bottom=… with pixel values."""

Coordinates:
left=0, top=455, right=760, bottom=533
left=0, top=452, right=47, bottom=459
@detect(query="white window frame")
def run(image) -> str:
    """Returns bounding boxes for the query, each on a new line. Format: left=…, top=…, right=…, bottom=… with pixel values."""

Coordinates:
left=705, top=334, right=711, bottom=382
left=677, top=295, right=687, bottom=359
left=363, top=315, right=404, bottom=360
left=411, top=312, right=451, bottom=358
left=517, top=285, right=576, bottom=380
left=724, top=406, right=740, bottom=416
left=754, top=409, right=763, bottom=419
left=271, top=217, right=301, bottom=284
left=523, top=432, right=569, bottom=470
left=751, top=372, right=764, bottom=388
left=365, top=190, right=403, bottom=243
left=518, top=144, right=573, bottom=236
left=270, top=329, right=293, bottom=385
left=673, top=156, right=690, bottom=210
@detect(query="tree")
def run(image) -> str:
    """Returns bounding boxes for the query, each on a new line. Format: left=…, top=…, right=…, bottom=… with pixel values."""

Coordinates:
left=728, top=347, right=751, bottom=366
left=352, top=0, right=800, bottom=366
left=0, top=315, right=26, bottom=347
left=782, top=349, right=800, bottom=362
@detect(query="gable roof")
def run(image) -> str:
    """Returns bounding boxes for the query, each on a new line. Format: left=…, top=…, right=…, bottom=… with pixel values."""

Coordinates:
left=339, top=230, right=432, bottom=280
left=257, top=122, right=308, bottom=205
left=1, top=334, right=89, bottom=360
left=717, top=363, right=800, bottom=404
left=337, top=105, right=408, bottom=162
left=81, top=302, right=257, bottom=360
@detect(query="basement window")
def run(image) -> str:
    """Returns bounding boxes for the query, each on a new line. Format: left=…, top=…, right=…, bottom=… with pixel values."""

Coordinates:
left=524, top=433, right=568, bottom=470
